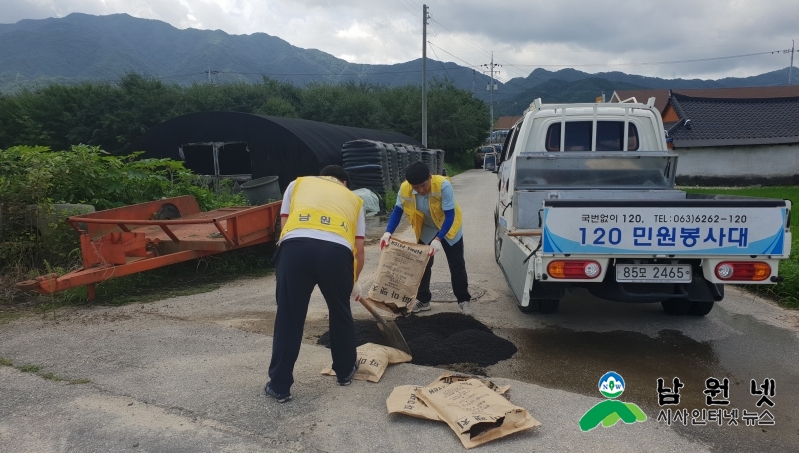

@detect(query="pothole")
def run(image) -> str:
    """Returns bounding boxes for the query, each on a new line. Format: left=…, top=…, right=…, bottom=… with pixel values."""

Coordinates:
left=317, top=313, right=516, bottom=368
left=429, top=283, right=486, bottom=302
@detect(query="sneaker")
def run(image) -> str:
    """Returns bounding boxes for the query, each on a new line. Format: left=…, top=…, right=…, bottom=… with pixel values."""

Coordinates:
left=411, top=300, right=431, bottom=313
left=338, top=362, right=358, bottom=386
left=264, top=382, right=292, bottom=403
left=458, top=301, right=474, bottom=316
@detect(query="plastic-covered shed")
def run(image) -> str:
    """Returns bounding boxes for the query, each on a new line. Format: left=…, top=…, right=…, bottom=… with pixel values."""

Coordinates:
left=135, top=111, right=422, bottom=191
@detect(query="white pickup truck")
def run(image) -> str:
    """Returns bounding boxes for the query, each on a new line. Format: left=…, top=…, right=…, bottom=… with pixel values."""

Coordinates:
left=494, top=98, right=792, bottom=316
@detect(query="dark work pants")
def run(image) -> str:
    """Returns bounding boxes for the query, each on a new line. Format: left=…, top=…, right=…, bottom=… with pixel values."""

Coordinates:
left=416, top=237, right=471, bottom=304
left=268, top=238, right=356, bottom=395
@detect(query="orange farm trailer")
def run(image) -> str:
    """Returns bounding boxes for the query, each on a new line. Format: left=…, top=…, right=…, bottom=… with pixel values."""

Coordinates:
left=17, top=196, right=281, bottom=300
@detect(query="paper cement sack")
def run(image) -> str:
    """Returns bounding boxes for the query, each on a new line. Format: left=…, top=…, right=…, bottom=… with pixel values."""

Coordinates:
left=386, top=374, right=511, bottom=422
left=368, top=238, right=430, bottom=311
left=322, top=343, right=412, bottom=383
left=415, top=375, right=540, bottom=449
left=386, top=385, right=441, bottom=421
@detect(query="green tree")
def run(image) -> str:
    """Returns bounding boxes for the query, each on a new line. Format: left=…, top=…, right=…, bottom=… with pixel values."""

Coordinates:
left=0, top=73, right=488, bottom=159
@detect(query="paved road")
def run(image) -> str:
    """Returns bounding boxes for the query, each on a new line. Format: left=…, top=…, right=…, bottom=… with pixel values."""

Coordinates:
left=1, top=170, right=798, bottom=452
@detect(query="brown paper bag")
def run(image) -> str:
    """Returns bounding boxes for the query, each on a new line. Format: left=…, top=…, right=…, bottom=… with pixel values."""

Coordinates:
left=368, top=238, right=430, bottom=311
left=386, top=375, right=510, bottom=422
left=386, top=385, right=442, bottom=421
left=322, top=343, right=412, bottom=383
left=435, top=373, right=511, bottom=397
left=415, top=375, right=540, bottom=449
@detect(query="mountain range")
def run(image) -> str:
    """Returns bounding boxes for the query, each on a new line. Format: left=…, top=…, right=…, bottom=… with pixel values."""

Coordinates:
left=1, top=13, right=795, bottom=115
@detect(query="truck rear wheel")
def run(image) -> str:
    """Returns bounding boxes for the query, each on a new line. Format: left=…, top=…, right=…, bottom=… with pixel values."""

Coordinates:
left=519, top=299, right=560, bottom=314
left=537, top=299, right=560, bottom=314
left=494, top=225, right=502, bottom=263
left=661, top=299, right=692, bottom=315
left=688, top=301, right=714, bottom=316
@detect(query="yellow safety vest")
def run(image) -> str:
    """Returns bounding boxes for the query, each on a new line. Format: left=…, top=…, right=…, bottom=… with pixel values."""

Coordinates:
left=399, top=175, right=463, bottom=242
left=281, top=176, right=363, bottom=278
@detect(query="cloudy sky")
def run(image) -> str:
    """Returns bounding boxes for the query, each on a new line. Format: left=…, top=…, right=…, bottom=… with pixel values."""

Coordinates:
left=1, top=0, right=796, bottom=82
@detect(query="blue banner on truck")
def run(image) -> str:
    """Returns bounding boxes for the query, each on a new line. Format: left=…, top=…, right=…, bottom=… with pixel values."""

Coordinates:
left=542, top=205, right=788, bottom=256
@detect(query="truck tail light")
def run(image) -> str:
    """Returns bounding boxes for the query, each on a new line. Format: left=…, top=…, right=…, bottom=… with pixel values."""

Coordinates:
left=715, top=262, right=771, bottom=281
left=548, top=260, right=602, bottom=279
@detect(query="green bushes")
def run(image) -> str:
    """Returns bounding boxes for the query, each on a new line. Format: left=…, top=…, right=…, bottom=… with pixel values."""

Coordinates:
left=0, top=145, right=245, bottom=278
left=0, top=74, right=490, bottom=159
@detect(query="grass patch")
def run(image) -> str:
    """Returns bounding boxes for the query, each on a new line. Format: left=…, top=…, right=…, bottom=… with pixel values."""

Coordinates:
left=682, top=186, right=798, bottom=227
left=0, top=358, right=89, bottom=383
left=0, top=309, right=23, bottom=324
left=40, top=372, right=63, bottom=381
left=68, top=378, right=91, bottom=385
left=684, top=186, right=798, bottom=309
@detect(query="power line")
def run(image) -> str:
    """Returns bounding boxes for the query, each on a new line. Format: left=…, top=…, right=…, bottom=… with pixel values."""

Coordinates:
left=509, top=49, right=792, bottom=67
left=426, top=18, right=530, bottom=80
left=426, top=42, right=479, bottom=69
left=123, top=63, right=477, bottom=83
left=394, top=0, right=420, bottom=19
left=427, top=43, right=451, bottom=81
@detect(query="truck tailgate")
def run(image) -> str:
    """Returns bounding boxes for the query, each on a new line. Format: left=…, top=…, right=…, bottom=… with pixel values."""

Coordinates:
left=541, top=199, right=791, bottom=257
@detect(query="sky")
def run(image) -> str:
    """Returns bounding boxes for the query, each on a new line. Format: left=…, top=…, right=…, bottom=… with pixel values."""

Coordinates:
left=1, top=0, right=796, bottom=82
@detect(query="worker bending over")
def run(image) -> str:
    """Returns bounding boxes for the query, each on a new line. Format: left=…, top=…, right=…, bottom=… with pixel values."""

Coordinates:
left=266, top=165, right=365, bottom=403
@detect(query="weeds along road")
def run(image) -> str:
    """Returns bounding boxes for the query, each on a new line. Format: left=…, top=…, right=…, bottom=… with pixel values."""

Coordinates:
left=1, top=170, right=798, bottom=452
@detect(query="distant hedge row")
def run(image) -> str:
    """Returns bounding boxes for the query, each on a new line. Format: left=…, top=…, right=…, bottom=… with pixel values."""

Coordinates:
left=0, top=73, right=489, bottom=158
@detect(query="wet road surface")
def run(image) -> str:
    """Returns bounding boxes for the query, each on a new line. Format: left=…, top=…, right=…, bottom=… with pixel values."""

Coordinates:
left=445, top=170, right=799, bottom=452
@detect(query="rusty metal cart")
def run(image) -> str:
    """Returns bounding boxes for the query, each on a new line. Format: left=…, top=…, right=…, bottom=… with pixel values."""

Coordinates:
left=17, top=196, right=281, bottom=300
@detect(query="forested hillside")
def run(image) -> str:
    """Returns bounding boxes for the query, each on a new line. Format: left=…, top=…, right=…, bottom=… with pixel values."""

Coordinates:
left=1, top=12, right=795, bottom=114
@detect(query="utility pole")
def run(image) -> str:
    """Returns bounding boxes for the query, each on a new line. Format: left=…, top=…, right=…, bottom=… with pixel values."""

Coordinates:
left=204, top=66, right=219, bottom=84
left=472, top=69, right=475, bottom=97
left=481, top=52, right=501, bottom=143
left=421, top=4, right=428, bottom=147
left=790, top=39, right=795, bottom=85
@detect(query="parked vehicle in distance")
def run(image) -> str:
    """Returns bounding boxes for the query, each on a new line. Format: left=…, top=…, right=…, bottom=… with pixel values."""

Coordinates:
left=494, top=98, right=792, bottom=316
left=475, top=146, right=494, bottom=169
left=484, top=153, right=497, bottom=172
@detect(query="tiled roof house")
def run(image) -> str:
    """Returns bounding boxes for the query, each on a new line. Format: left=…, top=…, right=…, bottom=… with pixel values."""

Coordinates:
left=666, top=93, right=799, bottom=148
left=611, top=86, right=799, bottom=185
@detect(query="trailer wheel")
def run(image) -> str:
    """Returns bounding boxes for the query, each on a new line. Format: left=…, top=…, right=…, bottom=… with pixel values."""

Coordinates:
left=661, top=299, right=692, bottom=315
left=154, top=203, right=181, bottom=220
left=688, top=301, right=714, bottom=316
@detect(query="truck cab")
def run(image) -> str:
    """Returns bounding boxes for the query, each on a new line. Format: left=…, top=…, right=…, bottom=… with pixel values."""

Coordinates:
left=494, top=98, right=792, bottom=316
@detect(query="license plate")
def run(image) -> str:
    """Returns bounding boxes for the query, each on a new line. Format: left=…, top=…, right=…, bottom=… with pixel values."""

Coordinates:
left=615, top=264, right=692, bottom=283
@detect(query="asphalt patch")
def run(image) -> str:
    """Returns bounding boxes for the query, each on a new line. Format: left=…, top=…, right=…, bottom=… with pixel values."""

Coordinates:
left=317, top=313, right=517, bottom=367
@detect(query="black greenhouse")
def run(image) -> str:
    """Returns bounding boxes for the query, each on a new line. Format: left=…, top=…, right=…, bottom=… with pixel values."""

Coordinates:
left=135, top=111, right=422, bottom=191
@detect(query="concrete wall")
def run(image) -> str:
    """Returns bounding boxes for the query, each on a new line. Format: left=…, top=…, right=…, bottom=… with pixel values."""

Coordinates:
left=674, top=144, right=799, bottom=186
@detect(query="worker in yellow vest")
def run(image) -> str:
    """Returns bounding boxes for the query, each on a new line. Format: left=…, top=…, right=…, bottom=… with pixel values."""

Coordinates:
left=380, top=161, right=472, bottom=316
left=265, top=165, right=366, bottom=403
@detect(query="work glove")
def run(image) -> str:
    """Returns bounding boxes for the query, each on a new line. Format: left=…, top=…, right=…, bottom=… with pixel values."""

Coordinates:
left=429, top=239, right=444, bottom=257
left=379, top=232, right=392, bottom=250
left=351, top=281, right=362, bottom=301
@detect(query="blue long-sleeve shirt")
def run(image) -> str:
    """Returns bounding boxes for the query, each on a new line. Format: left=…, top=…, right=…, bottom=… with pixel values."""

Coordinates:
left=385, top=180, right=462, bottom=245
